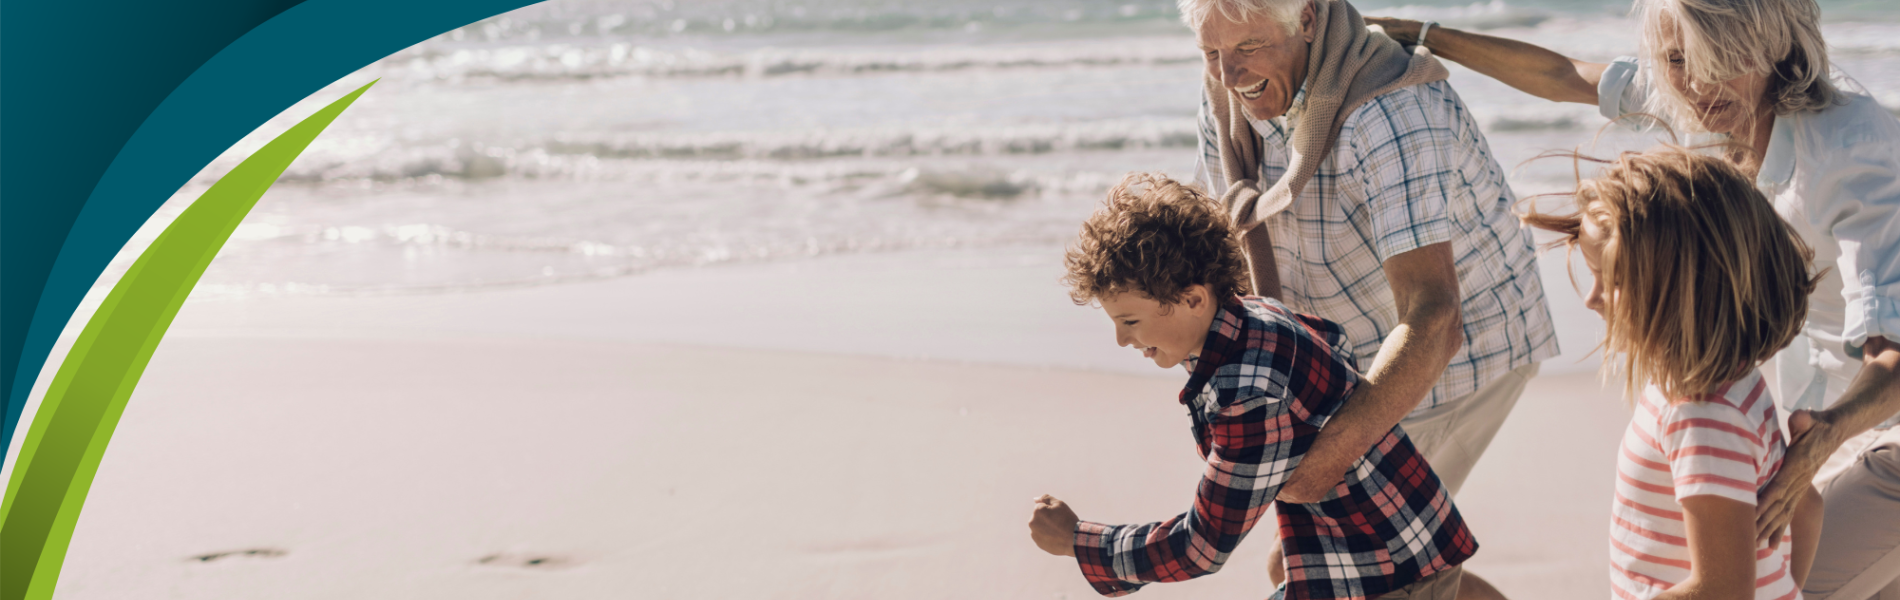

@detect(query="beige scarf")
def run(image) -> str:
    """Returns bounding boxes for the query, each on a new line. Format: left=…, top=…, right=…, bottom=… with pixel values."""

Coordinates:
left=1210, top=0, right=1450, bottom=231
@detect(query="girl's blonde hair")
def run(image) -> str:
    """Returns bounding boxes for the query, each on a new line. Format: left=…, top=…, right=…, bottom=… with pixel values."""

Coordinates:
left=1635, top=0, right=1841, bottom=132
left=1523, top=145, right=1820, bottom=400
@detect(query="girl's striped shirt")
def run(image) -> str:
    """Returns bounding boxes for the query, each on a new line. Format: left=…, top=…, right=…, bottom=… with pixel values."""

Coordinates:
left=1610, top=369, right=1798, bottom=600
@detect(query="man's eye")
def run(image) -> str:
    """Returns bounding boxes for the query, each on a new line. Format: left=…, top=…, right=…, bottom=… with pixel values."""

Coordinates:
left=1122, top=320, right=1139, bottom=326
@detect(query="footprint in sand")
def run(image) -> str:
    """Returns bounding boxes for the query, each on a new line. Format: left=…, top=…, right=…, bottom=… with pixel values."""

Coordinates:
left=190, top=548, right=287, bottom=563
left=475, top=553, right=577, bottom=570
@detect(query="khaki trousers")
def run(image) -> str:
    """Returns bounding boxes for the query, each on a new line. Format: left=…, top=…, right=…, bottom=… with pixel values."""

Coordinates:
left=1804, top=426, right=1900, bottom=600
left=1399, top=362, right=1541, bottom=496
left=1376, top=566, right=1465, bottom=600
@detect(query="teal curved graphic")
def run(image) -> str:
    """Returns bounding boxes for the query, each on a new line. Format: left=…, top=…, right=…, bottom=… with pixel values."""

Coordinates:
left=0, top=81, right=374, bottom=600
left=4, top=0, right=533, bottom=474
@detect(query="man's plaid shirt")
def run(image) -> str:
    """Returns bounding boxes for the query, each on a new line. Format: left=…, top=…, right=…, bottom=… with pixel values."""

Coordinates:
left=1072, top=297, right=1477, bottom=600
left=1193, top=80, right=1559, bottom=415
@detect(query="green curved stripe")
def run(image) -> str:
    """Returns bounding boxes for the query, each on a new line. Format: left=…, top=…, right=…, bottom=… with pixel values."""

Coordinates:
left=0, top=80, right=375, bottom=600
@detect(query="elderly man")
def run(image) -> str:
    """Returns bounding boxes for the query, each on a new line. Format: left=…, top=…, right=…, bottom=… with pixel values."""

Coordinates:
left=1183, top=0, right=1556, bottom=598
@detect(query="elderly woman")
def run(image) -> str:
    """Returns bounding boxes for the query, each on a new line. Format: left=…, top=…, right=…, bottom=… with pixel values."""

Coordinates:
left=1368, top=0, right=1900, bottom=598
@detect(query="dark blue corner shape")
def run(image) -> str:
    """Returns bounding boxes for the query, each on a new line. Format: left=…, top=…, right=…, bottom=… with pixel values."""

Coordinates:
left=1, top=0, right=537, bottom=449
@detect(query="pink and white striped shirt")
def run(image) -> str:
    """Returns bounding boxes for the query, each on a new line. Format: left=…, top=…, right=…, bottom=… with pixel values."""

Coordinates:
left=1610, top=370, right=1799, bottom=600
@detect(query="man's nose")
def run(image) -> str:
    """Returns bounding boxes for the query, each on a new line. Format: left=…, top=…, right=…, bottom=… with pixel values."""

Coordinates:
left=1218, top=52, right=1243, bottom=89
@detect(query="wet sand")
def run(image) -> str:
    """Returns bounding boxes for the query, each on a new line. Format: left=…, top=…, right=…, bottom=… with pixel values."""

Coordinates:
left=47, top=246, right=1627, bottom=599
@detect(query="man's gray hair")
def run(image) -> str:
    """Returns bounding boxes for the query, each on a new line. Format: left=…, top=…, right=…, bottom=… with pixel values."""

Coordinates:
left=1178, top=0, right=1307, bottom=35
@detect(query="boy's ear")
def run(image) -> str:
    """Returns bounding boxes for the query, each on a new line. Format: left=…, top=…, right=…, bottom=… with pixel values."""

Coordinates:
left=1186, top=284, right=1211, bottom=308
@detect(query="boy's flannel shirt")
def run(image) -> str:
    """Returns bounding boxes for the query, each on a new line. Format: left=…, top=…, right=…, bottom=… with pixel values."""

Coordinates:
left=1072, top=297, right=1477, bottom=600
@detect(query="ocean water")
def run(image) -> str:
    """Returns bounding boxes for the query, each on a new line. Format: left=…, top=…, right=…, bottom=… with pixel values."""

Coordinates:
left=162, top=0, right=1900, bottom=297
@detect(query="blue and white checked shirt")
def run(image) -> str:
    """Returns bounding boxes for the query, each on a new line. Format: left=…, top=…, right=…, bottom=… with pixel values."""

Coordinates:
left=1192, top=80, right=1559, bottom=414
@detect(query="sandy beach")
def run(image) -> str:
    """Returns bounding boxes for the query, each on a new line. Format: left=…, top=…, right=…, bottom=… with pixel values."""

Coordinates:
left=43, top=245, right=1631, bottom=600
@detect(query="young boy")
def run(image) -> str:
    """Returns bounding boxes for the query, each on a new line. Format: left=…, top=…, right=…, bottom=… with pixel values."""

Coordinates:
left=1026, top=173, right=1477, bottom=600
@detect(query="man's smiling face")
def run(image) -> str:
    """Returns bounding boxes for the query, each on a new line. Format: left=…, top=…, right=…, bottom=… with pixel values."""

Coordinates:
left=1196, top=4, right=1315, bottom=122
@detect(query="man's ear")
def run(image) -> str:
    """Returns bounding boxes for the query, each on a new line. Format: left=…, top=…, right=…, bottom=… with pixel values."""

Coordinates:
left=1300, top=1, right=1317, bottom=43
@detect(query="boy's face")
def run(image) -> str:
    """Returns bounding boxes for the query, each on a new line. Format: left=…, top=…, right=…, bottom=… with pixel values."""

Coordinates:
left=1099, top=285, right=1218, bottom=369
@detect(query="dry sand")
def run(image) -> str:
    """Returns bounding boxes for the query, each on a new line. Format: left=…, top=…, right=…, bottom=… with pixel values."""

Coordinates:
left=45, top=246, right=1629, bottom=599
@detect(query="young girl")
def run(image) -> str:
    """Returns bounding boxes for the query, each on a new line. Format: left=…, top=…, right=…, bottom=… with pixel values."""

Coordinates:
left=1524, top=146, right=1825, bottom=599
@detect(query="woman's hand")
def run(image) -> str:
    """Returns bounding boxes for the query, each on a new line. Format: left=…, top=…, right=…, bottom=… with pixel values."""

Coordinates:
left=1758, top=409, right=1842, bottom=546
left=1364, top=17, right=1425, bottom=45
left=1028, top=495, right=1079, bottom=557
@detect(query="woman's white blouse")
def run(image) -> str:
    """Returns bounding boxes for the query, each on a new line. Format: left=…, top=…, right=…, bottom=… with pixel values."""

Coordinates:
left=1600, top=57, right=1900, bottom=426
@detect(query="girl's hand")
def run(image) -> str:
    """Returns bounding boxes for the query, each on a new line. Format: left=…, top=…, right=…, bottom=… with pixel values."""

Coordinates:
left=1758, top=410, right=1840, bottom=547
left=1028, top=495, right=1079, bottom=557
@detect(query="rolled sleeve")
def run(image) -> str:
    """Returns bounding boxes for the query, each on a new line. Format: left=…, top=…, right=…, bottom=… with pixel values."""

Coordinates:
left=1351, top=93, right=1463, bottom=262
left=1598, top=56, right=1643, bottom=120
left=1822, top=123, right=1900, bottom=356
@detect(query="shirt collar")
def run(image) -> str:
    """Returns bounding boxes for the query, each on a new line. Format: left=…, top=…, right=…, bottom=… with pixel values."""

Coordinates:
left=1757, top=115, right=1795, bottom=188
left=1178, top=298, right=1249, bottom=405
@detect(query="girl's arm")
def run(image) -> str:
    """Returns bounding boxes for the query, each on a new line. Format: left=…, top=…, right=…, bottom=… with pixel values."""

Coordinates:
left=1657, top=495, right=1759, bottom=600
left=1791, top=485, right=1825, bottom=588
left=1363, top=17, right=1606, bottom=105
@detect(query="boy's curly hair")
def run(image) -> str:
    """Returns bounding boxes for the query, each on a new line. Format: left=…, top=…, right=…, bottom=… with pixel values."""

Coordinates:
left=1062, top=172, right=1253, bottom=306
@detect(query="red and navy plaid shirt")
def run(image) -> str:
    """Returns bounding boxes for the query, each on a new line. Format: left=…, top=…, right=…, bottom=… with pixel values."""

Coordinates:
left=1072, top=297, right=1477, bottom=600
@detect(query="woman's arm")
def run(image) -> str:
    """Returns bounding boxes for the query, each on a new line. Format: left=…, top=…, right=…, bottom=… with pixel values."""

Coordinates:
left=1656, top=495, right=1760, bottom=600
left=1364, top=17, right=1606, bottom=105
left=1758, top=337, right=1900, bottom=543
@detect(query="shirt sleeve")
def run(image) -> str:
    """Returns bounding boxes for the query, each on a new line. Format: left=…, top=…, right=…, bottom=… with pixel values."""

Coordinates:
left=1597, top=56, right=1645, bottom=120
left=1350, top=87, right=1469, bottom=262
left=1813, top=109, right=1900, bottom=356
left=1659, top=401, right=1764, bottom=505
left=1071, top=394, right=1298, bottom=597
left=1193, top=87, right=1227, bottom=196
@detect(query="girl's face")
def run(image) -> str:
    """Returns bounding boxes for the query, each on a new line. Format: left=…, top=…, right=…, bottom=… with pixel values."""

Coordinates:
left=1656, top=28, right=1772, bottom=137
left=1579, top=216, right=1612, bottom=318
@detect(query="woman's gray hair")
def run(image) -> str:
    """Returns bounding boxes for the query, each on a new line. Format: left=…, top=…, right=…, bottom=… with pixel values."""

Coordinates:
left=1178, top=0, right=1307, bottom=35
left=1636, top=0, right=1841, bottom=126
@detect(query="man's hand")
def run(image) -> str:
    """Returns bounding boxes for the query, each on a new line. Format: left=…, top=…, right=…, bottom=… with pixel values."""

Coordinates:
left=1758, top=410, right=1839, bottom=546
left=1029, top=495, right=1079, bottom=557
left=1276, top=434, right=1366, bottom=503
